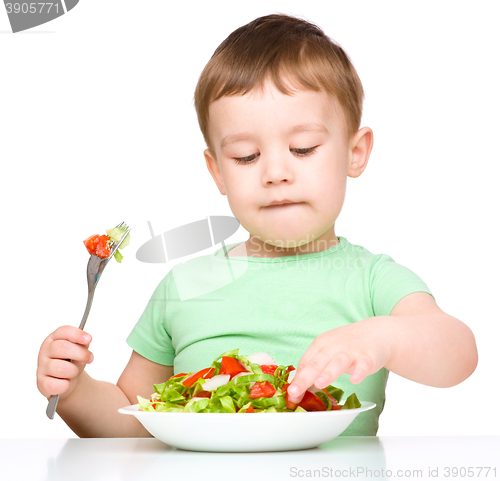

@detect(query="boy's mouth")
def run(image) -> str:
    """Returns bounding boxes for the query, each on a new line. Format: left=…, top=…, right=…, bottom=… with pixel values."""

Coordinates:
left=266, top=199, right=304, bottom=207
left=265, top=203, right=304, bottom=209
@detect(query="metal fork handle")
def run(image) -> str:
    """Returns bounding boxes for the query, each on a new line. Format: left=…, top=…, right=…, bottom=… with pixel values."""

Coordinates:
left=46, top=256, right=104, bottom=420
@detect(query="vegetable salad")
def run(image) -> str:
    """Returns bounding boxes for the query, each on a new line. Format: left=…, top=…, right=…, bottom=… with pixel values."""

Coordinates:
left=138, top=349, right=362, bottom=413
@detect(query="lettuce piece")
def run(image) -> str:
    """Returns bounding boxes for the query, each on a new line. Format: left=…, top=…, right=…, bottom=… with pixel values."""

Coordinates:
left=113, top=250, right=123, bottom=263
left=227, top=373, right=275, bottom=387
left=155, top=404, right=184, bottom=413
left=325, top=385, right=344, bottom=403
left=341, top=393, right=362, bottom=409
left=184, top=398, right=210, bottom=413
left=213, top=349, right=239, bottom=363
left=217, top=395, right=237, bottom=413
left=264, top=406, right=278, bottom=413
left=137, top=395, right=154, bottom=411
left=160, top=387, right=185, bottom=404
left=251, top=395, right=286, bottom=410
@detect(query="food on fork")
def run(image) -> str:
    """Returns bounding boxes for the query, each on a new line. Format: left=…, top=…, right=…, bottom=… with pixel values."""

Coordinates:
left=83, top=225, right=131, bottom=263
left=137, top=349, right=362, bottom=413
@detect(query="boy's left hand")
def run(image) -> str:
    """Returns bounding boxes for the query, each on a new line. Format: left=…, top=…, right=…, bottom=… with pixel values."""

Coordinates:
left=287, top=317, right=393, bottom=404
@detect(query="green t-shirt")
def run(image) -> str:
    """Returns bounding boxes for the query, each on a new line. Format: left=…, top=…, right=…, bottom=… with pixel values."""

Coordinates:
left=127, top=236, right=434, bottom=435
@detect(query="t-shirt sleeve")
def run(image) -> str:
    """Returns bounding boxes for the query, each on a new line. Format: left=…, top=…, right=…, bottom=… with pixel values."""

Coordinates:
left=370, top=254, right=435, bottom=317
left=126, top=272, right=175, bottom=366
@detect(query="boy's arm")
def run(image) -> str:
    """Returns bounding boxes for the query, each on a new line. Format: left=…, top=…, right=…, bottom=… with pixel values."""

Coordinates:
left=380, top=292, right=478, bottom=387
left=57, top=351, right=173, bottom=438
left=287, top=292, right=478, bottom=402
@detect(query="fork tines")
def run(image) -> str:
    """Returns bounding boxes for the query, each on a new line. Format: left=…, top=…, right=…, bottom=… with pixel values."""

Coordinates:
left=109, top=222, right=131, bottom=252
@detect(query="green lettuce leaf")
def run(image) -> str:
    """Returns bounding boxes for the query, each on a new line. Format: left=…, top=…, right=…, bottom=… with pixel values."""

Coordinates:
left=113, top=250, right=123, bottom=263
left=325, top=385, right=344, bottom=403
left=341, top=393, right=362, bottom=409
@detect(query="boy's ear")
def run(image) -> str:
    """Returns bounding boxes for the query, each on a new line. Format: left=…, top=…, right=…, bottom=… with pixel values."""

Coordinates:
left=204, top=148, right=227, bottom=196
left=347, top=127, right=374, bottom=178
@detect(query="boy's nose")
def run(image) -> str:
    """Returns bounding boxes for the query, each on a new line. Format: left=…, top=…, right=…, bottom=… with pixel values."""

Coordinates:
left=263, top=164, right=294, bottom=185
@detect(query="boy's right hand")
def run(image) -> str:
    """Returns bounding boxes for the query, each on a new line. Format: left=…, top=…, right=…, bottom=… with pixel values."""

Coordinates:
left=36, top=326, right=94, bottom=401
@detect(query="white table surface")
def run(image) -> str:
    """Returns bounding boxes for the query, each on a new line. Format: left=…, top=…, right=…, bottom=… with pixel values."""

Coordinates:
left=1, top=437, right=499, bottom=481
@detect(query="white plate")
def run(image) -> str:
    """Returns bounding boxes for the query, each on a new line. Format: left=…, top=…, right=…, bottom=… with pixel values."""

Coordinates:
left=118, top=402, right=376, bottom=452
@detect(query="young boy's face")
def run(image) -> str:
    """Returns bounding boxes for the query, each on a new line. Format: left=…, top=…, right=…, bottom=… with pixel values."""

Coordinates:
left=204, top=78, right=373, bottom=255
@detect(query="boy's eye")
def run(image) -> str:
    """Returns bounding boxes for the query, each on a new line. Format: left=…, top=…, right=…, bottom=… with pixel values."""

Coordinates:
left=294, top=147, right=317, bottom=156
left=233, top=146, right=318, bottom=165
left=233, top=153, right=257, bottom=164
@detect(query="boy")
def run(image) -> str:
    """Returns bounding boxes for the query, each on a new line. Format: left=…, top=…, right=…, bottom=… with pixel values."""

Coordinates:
left=37, top=13, right=478, bottom=437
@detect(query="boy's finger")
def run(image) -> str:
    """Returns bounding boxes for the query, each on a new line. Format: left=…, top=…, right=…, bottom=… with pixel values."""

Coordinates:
left=287, top=352, right=330, bottom=401
left=51, top=326, right=92, bottom=345
left=46, top=358, right=80, bottom=380
left=349, top=356, right=373, bottom=384
left=313, top=352, right=353, bottom=389
left=49, top=339, right=93, bottom=364
left=43, top=376, right=70, bottom=396
left=293, top=344, right=322, bottom=387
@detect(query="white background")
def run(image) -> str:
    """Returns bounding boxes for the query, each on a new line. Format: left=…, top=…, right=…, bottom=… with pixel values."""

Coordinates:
left=0, top=0, right=498, bottom=439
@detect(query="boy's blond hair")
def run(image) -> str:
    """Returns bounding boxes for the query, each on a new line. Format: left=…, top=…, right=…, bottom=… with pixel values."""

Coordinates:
left=194, top=13, right=365, bottom=153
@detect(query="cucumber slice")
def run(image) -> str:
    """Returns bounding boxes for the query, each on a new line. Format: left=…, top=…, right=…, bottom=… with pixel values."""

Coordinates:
left=294, top=406, right=307, bottom=413
left=106, top=227, right=130, bottom=249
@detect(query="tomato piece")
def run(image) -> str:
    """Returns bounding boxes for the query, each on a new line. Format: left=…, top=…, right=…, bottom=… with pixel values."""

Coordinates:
left=246, top=405, right=255, bottom=413
left=299, top=391, right=327, bottom=411
left=83, top=234, right=100, bottom=255
left=282, top=383, right=326, bottom=411
left=194, top=390, right=212, bottom=399
left=182, top=367, right=215, bottom=387
left=260, top=364, right=278, bottom=375
left=95, top=235, right=111, bottom=259
left=285, top=365, right=296, bottom=374
left=249, top=381, right=276, bottom=399
left=221, top=357, right=248, bottom=379
left=169, top=373, right=188, bottom=380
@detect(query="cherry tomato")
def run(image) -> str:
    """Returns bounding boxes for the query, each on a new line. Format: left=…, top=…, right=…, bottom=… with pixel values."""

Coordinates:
left=194, top=390, right=212, bottom=399
left=260, top=364, right=278, bottom=375
left=83, top=234, right=100, bottom=255
left=282, top=383, right=327, bottom=411
left=220, top=357, right=248, bottom=379
left=182, top=367, right=215, bottom=387
left=95, top=235, right=111, bottom=259
left=249, top=381, right=276, bottom=399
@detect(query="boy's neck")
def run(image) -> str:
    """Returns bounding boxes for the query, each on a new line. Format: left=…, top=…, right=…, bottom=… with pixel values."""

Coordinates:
left=228, top=227, right=340, bottom=258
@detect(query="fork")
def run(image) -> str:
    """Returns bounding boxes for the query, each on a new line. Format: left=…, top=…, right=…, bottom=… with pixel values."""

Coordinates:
left=46, top=222, right=131, bottom=420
